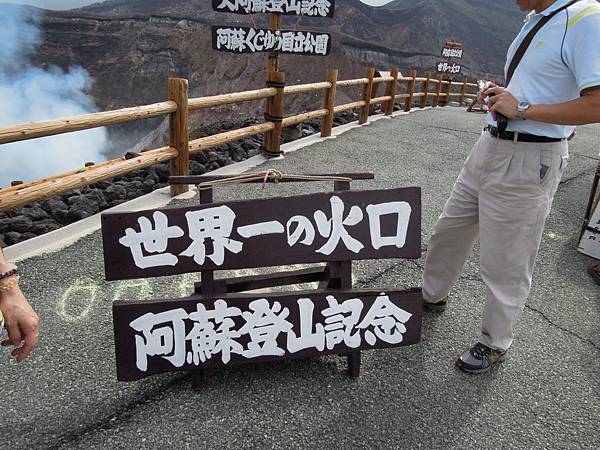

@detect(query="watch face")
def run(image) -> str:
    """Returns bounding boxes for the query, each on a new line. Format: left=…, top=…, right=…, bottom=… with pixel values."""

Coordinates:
left=519, top=102, right=530, bottom=111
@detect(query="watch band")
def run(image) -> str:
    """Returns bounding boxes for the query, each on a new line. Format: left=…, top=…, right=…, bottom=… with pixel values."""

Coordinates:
left=0, top=267, right=17, bottom=281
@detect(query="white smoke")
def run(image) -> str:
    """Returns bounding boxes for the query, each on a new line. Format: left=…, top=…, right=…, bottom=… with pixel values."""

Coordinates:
left=0, top=5, right=108, bottom=188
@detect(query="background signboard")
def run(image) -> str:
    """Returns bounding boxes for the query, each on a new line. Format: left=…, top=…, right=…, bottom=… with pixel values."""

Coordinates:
left=113, top=288, right=422, bottom=381
left=102, top=187, right=422, bottom=280
left=212, top=26, right=331, bottom=55
left=212, top=0, right=336, bottom=18
left=441, top=46, right=463, bottom=59
left=436, top=61, right=461, bottom=74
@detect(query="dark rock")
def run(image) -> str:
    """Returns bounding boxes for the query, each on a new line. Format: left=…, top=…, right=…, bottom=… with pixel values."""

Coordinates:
left=22, top=206, right=49, bottom=221
left=228, top=144, right=247, bottom=162
left=4, top=232, right=21, bottom=246
left=129, top=170, right=147, bottom=179
left=206, top=161, right=220, bottom=172
left=125, top=151, right=142, bottom=160
left=61, top=189, right=82, bottom=202
left=19, top=232, right=38, bottom=242
left=154, top=164, right=170, bottom=182
left=248, top=148, right=260, bottom=157
left=125, top=180, right=144, bottom=199
left=84, top=189, right=109, bottom=210
left=40, top=197, right=68, bottom=215
left=189, top=160, right=206, bottom=175
left=241, top=140, right=260, bottom=152
left=104, top=184, right=127, bottom=201
left=67, top=195, right=100, bottom=221
left=0, top=213, right=7, bottom=220
left=144, top=170, right=160, bottom=184
left=31, top=220, right=61, bottom=235
left=191, top=152, right=208, bottom=164
left=108, top=199, right=128, bottom=208
left=5, top=208, right=26, bottom=218
left=0, top=215, right=33, bottom=234
left=142, top=179, right=155, bottom=194
left=91, top=180, right=112, bottom=190
left=53, top=209, right=70, bottom=225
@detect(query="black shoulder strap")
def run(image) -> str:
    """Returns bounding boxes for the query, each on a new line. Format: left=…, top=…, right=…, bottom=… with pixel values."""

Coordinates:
left=506, top=0, right=580, bottom=85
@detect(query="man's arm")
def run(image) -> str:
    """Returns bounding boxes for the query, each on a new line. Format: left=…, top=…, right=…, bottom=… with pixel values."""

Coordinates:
left=0, top=247, right=39, bottom=363
left=486, top=87, right=600, bottom=125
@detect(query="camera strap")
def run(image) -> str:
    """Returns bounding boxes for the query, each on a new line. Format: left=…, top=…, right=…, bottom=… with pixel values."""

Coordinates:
left=505, top=0, right=580, bottom=86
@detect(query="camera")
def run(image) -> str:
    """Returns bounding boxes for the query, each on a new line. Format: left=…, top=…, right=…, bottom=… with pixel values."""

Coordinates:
left=487, top=92, right=508, bottom=133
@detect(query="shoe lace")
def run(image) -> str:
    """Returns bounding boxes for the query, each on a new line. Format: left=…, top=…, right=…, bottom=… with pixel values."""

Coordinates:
left=472, top=343, right=494, bottom=359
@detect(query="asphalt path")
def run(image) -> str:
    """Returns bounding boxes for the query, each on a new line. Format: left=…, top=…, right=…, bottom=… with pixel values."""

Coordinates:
left=1, top=107, right=599, bottom=449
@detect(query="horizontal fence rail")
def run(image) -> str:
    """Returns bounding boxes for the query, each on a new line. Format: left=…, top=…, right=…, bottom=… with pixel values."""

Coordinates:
left=0, top=68, right=479, bottom=213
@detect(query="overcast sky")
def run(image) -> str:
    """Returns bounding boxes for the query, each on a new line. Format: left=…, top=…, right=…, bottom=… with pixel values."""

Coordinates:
left=2, top=0, right=395, bottom=10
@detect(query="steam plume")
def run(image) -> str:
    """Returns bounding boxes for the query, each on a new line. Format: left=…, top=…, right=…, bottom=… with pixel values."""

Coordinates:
left=0, top=5, right=108, bottom=188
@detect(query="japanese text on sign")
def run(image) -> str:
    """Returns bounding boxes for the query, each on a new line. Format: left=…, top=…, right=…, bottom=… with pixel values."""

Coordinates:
left=212, top=0, right=335, bottom=17
left=441, top=47, right=463, bottom=59
left=437, top=61, right=461, bottom=74
left=119, top=196, right=411, bottom=270
left=212, top=27, right=331, bottom=55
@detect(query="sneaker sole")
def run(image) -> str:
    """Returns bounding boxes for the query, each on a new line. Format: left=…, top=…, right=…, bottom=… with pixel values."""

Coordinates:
left=455, top=354, right=506, bottom=375
left=423, top=302, right=447, bottom=312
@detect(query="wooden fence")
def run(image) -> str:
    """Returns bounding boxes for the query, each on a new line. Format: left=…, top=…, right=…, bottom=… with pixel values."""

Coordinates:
left=0, top=68, right=478, bottom=212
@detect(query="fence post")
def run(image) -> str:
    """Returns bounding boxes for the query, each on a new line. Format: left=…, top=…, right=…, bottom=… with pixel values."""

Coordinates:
left=432, top=74, right=442, bottom=108
left=459, top=76, right=468, bottom=106
left=321, top=68, right=338, bottom=138
left=168, top=77, right=189, bottom=196
left=420, top=70, right=431, bottom=109
left=404, top=69, right=417, bottom=112
left=263, top=71, right=286, bottom=158
left=384, top=68, right=399, bottom=116
left=359, top=67, right=375, bottom=125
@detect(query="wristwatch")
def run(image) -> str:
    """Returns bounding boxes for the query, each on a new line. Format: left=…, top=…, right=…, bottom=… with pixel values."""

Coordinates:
left=517, top=101, right=531, bottom=120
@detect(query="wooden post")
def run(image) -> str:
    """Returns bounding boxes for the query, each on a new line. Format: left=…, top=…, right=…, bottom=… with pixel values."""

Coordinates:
left=359, top=68, right=375, bottom=125
left=263, top=71, right=286, bottom=158
left=459, top=76, right=468, bottom=106
left=420, top=71, right=431, bottom=108
left=321, top=68, right=338, bottom=138
left=432, top=74, right=442, bottom=108
left=441, top=76, right=451, bottom=107
left=384, top=68, right=399, bottom=115
left=267, top=13, right=282, bottom=75
left=168, top=77, right=189, bottom=196
left=404, top=69, right=417, bottom=112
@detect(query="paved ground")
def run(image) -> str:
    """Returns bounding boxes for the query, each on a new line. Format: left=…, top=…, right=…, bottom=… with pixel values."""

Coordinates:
left=1, top=108, right=598, bottom=449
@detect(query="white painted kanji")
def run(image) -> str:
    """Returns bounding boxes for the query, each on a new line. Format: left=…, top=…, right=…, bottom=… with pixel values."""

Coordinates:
left=130, top=309, right=188, bottom=371
left=180, top=206, right=243, bottom=266
left=238, top=299, right=293, bottom=357
left=314, top=196, right=364, bottom=255
left=287, top=297, right=325, bottom=352
left=366, top=201, right=412, bottom=250
left=119, top=211, right=184, bottom=269
left=321, top=295, right=363, bottom=350
left=357, top=294, right=412, bottom=345
left=287, top=215, right=316, bottom=247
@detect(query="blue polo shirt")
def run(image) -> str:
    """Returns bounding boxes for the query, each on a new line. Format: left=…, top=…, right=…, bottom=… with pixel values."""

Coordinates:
left=487, top=0, right=600, bottom=138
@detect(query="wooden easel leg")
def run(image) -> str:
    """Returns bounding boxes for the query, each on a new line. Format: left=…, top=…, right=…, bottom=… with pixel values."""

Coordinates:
left=347, top=351, right=361, bottom=378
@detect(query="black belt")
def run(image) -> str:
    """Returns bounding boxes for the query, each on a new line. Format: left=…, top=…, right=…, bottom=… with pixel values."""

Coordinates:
left=485, top=126, right=563, bottom=143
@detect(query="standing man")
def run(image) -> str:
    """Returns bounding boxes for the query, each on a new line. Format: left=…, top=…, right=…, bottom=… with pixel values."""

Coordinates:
left=422, top=0, right=600, bottom=373
left=0, top=246, right=39, bottom=363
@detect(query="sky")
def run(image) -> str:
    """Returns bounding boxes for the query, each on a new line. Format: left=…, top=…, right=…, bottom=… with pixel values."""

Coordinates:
left=2, top=0, right=396, bottom=10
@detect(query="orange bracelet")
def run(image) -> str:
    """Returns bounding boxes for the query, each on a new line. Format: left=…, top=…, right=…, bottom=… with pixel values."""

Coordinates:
left=0, top=275, right=19, bottom=293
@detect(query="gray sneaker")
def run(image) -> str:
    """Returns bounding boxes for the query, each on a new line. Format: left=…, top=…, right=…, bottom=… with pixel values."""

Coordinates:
left=423, top=297, right=447, bottom=312
left=455, top=342, right=506, bottom=374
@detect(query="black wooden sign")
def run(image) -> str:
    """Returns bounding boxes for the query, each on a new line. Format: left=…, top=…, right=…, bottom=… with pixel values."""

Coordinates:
left=212, top=26, right=331, bottom=56
left=101, top=188, right=421, bottom=281
left=113, top=288, right=422, bottom=381
left=437, top=61, right=461, bottom=74
left=212, top=0, right=336, bottom=18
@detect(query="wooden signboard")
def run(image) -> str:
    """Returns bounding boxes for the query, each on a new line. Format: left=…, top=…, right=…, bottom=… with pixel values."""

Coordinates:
left=113, top=288, right=422, bottom=381
left=212, top=0, right=336, bottom=17
left=579, top=202, right=600, bottom=259
left=101, top=188, right=421, bottom=281
left=212, top=26, right=331, bottom=56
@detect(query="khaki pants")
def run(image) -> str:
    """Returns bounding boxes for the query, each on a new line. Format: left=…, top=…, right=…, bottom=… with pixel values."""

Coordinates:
left=422, top=130, right=568, bottom=351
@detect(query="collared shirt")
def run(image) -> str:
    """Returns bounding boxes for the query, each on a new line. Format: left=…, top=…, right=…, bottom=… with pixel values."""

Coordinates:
left=486, top=0, right=600, bottom=138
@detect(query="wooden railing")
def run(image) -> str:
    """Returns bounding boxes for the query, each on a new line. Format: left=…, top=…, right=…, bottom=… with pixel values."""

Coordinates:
left=0, top=68, right=478, bottom=212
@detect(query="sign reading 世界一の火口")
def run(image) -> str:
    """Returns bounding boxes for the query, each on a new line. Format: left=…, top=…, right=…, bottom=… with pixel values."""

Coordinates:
left=101, top=188, right=421, bottom=280
left=578, top=201, right=600, bottom=259
left=212, top=0, right=336, bottom=18
left=113, top=288, right=422, bottom=380
left=441, top=46, right=463, bottom=59
left=437, top=61, right=462, bottom=75
left=212, top=27, right=331, bottom=56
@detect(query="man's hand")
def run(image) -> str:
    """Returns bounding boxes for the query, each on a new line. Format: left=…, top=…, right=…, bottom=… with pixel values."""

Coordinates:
left=485, top=86, right=519, bottom=120
left=477, top=81, right=497, bottom=105
left=1, top=286, right=39, bottom=363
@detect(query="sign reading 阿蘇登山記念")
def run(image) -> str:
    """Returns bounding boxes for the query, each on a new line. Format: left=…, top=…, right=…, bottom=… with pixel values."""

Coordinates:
left=101, top=188, right=421, bottom=280
left=441, top=46, right=463, bottom=59
left=212, top=0, right=336, bottom=18
left=113, top=288, right=422, bottom=380
left=212, top=26, right=331, bottom=56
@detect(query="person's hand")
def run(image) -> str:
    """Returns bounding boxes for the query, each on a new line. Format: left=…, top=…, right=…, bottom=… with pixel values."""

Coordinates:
left=485, top=86, right=519, bottom=120
left=477, top=81, right=497, bottom=105
left=0, top=286, right=39, bottom=363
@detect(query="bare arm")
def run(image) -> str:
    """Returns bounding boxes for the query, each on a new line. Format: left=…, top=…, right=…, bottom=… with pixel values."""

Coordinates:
left=485, top=86, right=600, bottom=125
left=0, top=247, right=39, bottom=363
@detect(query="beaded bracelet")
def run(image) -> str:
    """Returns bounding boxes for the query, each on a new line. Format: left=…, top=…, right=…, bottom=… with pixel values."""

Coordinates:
left=0, top=275, right=19, bottom=293
left=0, top=267, right=17, bottom=281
